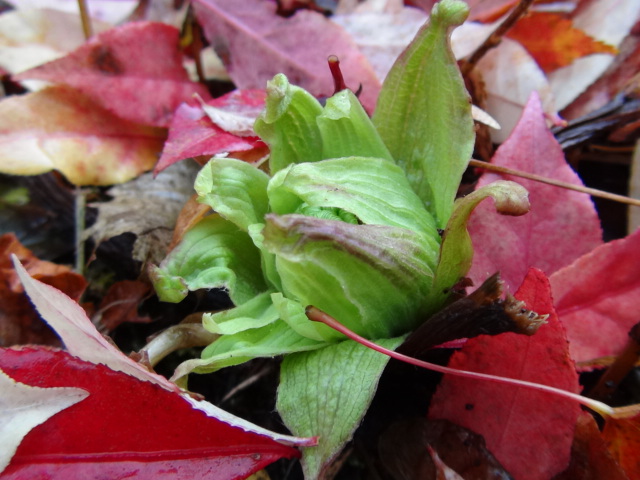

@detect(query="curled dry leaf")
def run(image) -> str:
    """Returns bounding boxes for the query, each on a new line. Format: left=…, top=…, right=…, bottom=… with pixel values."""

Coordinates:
left=0, top=233, right=86, bottom=347
left=84, top=160, right=200, bottom=265
left=96, top=280, right=152, bottom=332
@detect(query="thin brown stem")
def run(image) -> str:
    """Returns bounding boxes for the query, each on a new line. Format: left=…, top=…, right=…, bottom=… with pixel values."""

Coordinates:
left=589, top=322, right=640, bottom=401
left=77, top=0, right=93, bottom=40
left=469, top=159, right=640, bottom=207
left=461, top=0, right=534, bottom=77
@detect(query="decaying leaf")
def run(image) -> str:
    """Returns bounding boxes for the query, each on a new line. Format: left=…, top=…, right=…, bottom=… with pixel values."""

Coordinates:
left=84, top=161, right=200, bottom=265
left=0, top=233, right=86, bottom=347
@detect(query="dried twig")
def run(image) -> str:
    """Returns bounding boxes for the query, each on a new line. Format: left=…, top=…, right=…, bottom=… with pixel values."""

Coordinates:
left=461, top=0, right=535, bottom=77
left=77, top=0, right=93, bottom=40
left=469, top=159, right=640, bottom=207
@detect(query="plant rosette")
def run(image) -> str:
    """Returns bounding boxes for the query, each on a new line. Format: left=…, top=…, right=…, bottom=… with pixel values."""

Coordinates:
left=150, top=0, right=529, bottom=477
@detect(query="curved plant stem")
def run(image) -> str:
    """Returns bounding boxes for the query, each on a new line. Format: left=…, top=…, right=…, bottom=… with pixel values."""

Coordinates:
left=469, top=159, right=640, bottom=207
left=306, top=305, right=615, bottom=418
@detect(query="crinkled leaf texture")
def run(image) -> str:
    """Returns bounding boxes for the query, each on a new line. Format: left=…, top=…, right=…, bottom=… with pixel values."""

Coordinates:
left=373, top=0, right=475, bottom=229
left=0, top=86, right=164, bottom=186
left=468, top=92, right=602, bottom=292
left=550, top=227, right=640, bottom=367
left=277, top=337, right=404, bottom=480
left=263, top=214, right=436, bottom=340
left=429, top=269, right=581, bottom=480
left=150, top=215, right=267, bottom=306
left=16, top=22, right=209, bottom=127
left=0, top=347, right=301, bottom=480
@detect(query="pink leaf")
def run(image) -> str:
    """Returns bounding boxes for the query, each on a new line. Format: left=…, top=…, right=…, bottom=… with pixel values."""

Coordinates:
left=155, top=89, right=266, bottom=174
left=429, top=268, right=581, bottom=480
left=467, top=92, right=602, bottom=292
left=192, top=0, right=380, bottom=112
left=0, top=347, right=300, bottom=479
left=15, top=22, right=210, bottom=127
left=550, top=227, right=640, bottom=366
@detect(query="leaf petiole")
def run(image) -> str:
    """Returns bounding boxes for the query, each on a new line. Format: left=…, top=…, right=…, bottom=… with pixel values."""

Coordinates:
left=305, top=305, right=615, bottom=418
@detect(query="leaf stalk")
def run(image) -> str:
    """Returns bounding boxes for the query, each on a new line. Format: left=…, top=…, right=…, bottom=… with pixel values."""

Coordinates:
left=306, top=305, right=615, bottom=418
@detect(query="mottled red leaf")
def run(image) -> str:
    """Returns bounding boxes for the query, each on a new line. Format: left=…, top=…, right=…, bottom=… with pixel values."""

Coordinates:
left=550, top=227, right=640, bottom=366
left=0, top=234, right=85, bottom=347
left=192, top=0, right=380, bottom=112
left=0, top=347, right=299, bottom=479
left=0, top=86, right=165, bottom=186
left=16, top=22, right=210, bottom=127
left=468, top=92, right=602, bottom=292
left=429, top=268, right=582, bottom=480
left=155, top=89, right=266, bottom=174
left=507, top=12, right=617, bottom=73
left=602, top=404, right=640, bottom=480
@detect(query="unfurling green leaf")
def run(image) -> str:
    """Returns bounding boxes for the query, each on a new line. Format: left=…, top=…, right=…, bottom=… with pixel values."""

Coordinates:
left=254, top=74, right=324, bottom=173
left=268, top=156, right=440, bottom=238
left=150, top=215, right=266, bottom=305
left=194, top=157, right=270, bottom=231
left=373, top=0, right=474, bottom=229
left=317, top=89, right=393, bottom=161
left=428, top=180, right=530, bottom=308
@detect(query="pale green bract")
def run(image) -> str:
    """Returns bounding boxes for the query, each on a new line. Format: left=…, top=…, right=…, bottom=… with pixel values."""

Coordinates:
left=151, top=1, right=530, bottom=477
